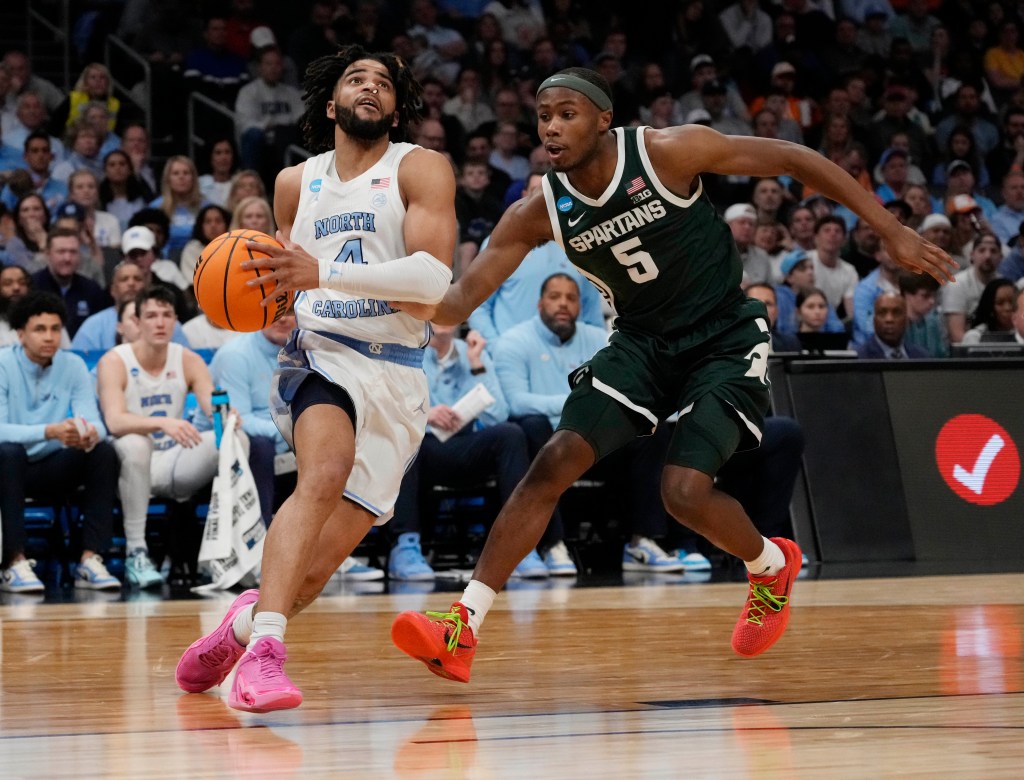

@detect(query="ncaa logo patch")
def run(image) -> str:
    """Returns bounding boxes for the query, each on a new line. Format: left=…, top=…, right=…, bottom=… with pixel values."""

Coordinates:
left=557, top=196, right=573, bottom=212
left=371, top=192, right=387, bottom=208
left=309, top=178, right=322, bottom=193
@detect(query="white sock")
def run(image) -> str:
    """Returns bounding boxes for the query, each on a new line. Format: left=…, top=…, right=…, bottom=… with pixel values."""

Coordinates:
left=124, top=522, right=146, bottom=553
left=247, top=611, right=287, bottom=649
left=459, top=580, right=496, bottom=634
left=232, top=604, right=255, bottom=646
left=744, top=537, right=786, bottom=577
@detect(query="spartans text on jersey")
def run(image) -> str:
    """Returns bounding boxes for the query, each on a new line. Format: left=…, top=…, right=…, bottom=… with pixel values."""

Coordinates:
left=567, top=200, right=667, bottom=253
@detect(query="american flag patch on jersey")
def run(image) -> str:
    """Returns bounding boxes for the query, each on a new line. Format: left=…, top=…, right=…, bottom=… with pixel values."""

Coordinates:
left=371, top=177, right=391, bottom=189
left=626, top=176, right=646, bottom=195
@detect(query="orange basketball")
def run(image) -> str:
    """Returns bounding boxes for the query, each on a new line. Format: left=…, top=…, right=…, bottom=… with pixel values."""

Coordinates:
left=193, top=229, right=294, bottom=332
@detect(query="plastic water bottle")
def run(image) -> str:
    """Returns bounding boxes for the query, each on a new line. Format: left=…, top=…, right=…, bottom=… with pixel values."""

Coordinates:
left=211, top=387, right=229, bottom=448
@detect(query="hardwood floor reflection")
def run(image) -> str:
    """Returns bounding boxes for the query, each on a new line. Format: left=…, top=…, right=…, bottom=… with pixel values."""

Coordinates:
left=1, top=574, right=1021, bottom=778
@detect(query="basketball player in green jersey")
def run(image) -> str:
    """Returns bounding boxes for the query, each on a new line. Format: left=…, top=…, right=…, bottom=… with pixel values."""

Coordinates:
left=391, top=68, right=957, bottom=681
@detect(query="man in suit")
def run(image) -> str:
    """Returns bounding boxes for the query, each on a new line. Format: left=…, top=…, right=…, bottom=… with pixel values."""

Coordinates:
left=855, top=292, right=929, bottom=359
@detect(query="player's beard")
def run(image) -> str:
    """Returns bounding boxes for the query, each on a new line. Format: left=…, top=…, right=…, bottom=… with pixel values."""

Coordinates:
left=335, top=104, right=395, bottom=142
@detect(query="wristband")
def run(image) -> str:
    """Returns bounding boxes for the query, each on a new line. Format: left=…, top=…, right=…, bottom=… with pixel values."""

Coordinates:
left=470, top=366, right=486, bottom=375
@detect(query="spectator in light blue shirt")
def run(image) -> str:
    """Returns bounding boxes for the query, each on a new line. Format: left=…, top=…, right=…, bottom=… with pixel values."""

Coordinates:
left=210, top=314, right=295, bottom=525
left=774, top=249, right=846, bottom=336
left=851, top=248, right=902, bottom=346
left=997, top=238, right=1024, bottom=285
left=70, top=261, right=190, bottom=353
left=387, top=324, right=550, bottom=581
left=989, top=170, right=1024, bottom=246
left=493, top=273, right=682, bottom=575
left=0, top=140, right=22, bottom=176
left=0, top=291, right=121, bottom=591
left=469, top=238, right=606, bottom=344
left=492, top=278, right=608, bottom=430
left=0, top=131, right=68, bottom=215
left=468, top=172, right=605, bottom=344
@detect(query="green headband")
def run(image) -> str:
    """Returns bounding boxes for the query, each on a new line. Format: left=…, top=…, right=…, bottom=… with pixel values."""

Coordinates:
left=536, top=74, right=613, bottom=111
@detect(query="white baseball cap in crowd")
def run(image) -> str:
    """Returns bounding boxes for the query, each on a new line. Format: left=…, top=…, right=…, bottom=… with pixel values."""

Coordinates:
left=723, top=203, right=757, bottom=223
left=122, top=225, right=157, bottom=254
left=918, top=213, right=952, bottom=233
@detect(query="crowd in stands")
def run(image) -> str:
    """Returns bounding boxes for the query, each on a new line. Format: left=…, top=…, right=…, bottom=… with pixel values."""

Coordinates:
left=3, top=0, right=1024, bottom=594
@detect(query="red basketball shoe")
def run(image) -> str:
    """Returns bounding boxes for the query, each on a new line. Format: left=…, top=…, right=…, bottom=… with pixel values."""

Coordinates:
left=731, top=537, right=802, bottom=657
left=391, top=602, right=477, bottom=683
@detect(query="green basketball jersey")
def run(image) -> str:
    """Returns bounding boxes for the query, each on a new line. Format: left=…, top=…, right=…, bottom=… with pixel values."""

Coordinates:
left=542, top=126, right=743, bottom=335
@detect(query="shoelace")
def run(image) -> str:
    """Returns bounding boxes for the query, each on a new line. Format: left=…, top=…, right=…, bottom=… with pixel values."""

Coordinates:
left=81, top=556, right=109, bottom=577
left=396, top=548, right=428, bottom=567
left=254, top=644, right=290, bottom=684
left=426, top=609, right=467, bottom=653
left=130, top=552, right=153, bottom=570
left=744, top=581, right=789, bottom=626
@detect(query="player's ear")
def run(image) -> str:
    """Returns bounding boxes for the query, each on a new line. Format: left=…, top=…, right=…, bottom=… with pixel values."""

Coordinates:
left=392, top=110, right=400, bottom=129
left=597, top=109, right=613, bottom=133
left=326, top=100, right=335, bottom=119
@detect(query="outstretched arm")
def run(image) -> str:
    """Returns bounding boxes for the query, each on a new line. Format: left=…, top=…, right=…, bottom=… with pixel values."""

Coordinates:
left=395, top=189, right=554, bottom=324
left=647, top=126, right=958, bottom=284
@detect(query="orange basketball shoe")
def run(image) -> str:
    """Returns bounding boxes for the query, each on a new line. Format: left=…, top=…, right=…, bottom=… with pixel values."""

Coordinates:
left=731, top=537, right=803, bottom=657
left=391, top=602, right=477, bottom=683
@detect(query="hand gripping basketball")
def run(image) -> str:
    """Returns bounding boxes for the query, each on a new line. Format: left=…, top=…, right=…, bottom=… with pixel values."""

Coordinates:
left=193, top=229, right=294, bottom=332
left=241, top=231, right=321, bottom=303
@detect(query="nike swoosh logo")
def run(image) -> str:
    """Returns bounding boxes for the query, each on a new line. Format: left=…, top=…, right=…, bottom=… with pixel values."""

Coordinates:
left=567, top=213, right=585, bottom=227
left=443, top=631, right=474, bottom=651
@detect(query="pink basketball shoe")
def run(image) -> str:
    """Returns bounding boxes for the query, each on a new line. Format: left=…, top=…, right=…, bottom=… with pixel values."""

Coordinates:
left=176, top=589, right=259, bottom=693
left=229, top=637, right=303, bottom=713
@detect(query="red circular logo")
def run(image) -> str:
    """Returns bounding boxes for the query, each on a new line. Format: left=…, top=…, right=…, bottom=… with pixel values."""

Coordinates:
left=935, top=414, right=1021, bottom=506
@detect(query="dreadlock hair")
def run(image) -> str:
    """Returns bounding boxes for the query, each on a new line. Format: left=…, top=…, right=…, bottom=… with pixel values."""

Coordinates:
left=300, top=45, right=424, bottom=154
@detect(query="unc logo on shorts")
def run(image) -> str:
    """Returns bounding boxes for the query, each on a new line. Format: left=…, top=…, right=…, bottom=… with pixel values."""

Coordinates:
left=130, top=367, right=139, bottom=377
left=309, top=178, right=322, bottom=193
left=371, top=191, right=387, bottom=208
left=557, top=196, right=573, bottom=213
left=368, top=342, right=384, bottom=355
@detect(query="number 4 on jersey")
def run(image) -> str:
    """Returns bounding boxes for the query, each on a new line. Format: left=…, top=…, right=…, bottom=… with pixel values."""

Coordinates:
left=334, top=238, right=365, bottom=265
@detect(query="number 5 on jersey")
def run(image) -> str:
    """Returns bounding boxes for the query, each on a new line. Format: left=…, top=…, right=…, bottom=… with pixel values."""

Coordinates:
left=611, top=237, right=659, bottom=283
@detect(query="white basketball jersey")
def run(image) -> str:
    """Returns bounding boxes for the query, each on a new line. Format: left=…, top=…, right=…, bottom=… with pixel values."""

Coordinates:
left=291, top=144, right=431, bottom=348
left=114, top=343, right=188, bottom=451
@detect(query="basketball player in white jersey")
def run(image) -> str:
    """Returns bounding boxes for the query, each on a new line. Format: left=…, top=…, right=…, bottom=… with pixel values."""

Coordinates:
left=97, top=286, right=250, bottom=589
left=175, top=46, right=457, bottom=712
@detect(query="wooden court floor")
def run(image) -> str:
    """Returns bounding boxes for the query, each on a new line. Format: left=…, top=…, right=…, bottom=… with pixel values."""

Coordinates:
left=0, top=573, right=1021, bottom=779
